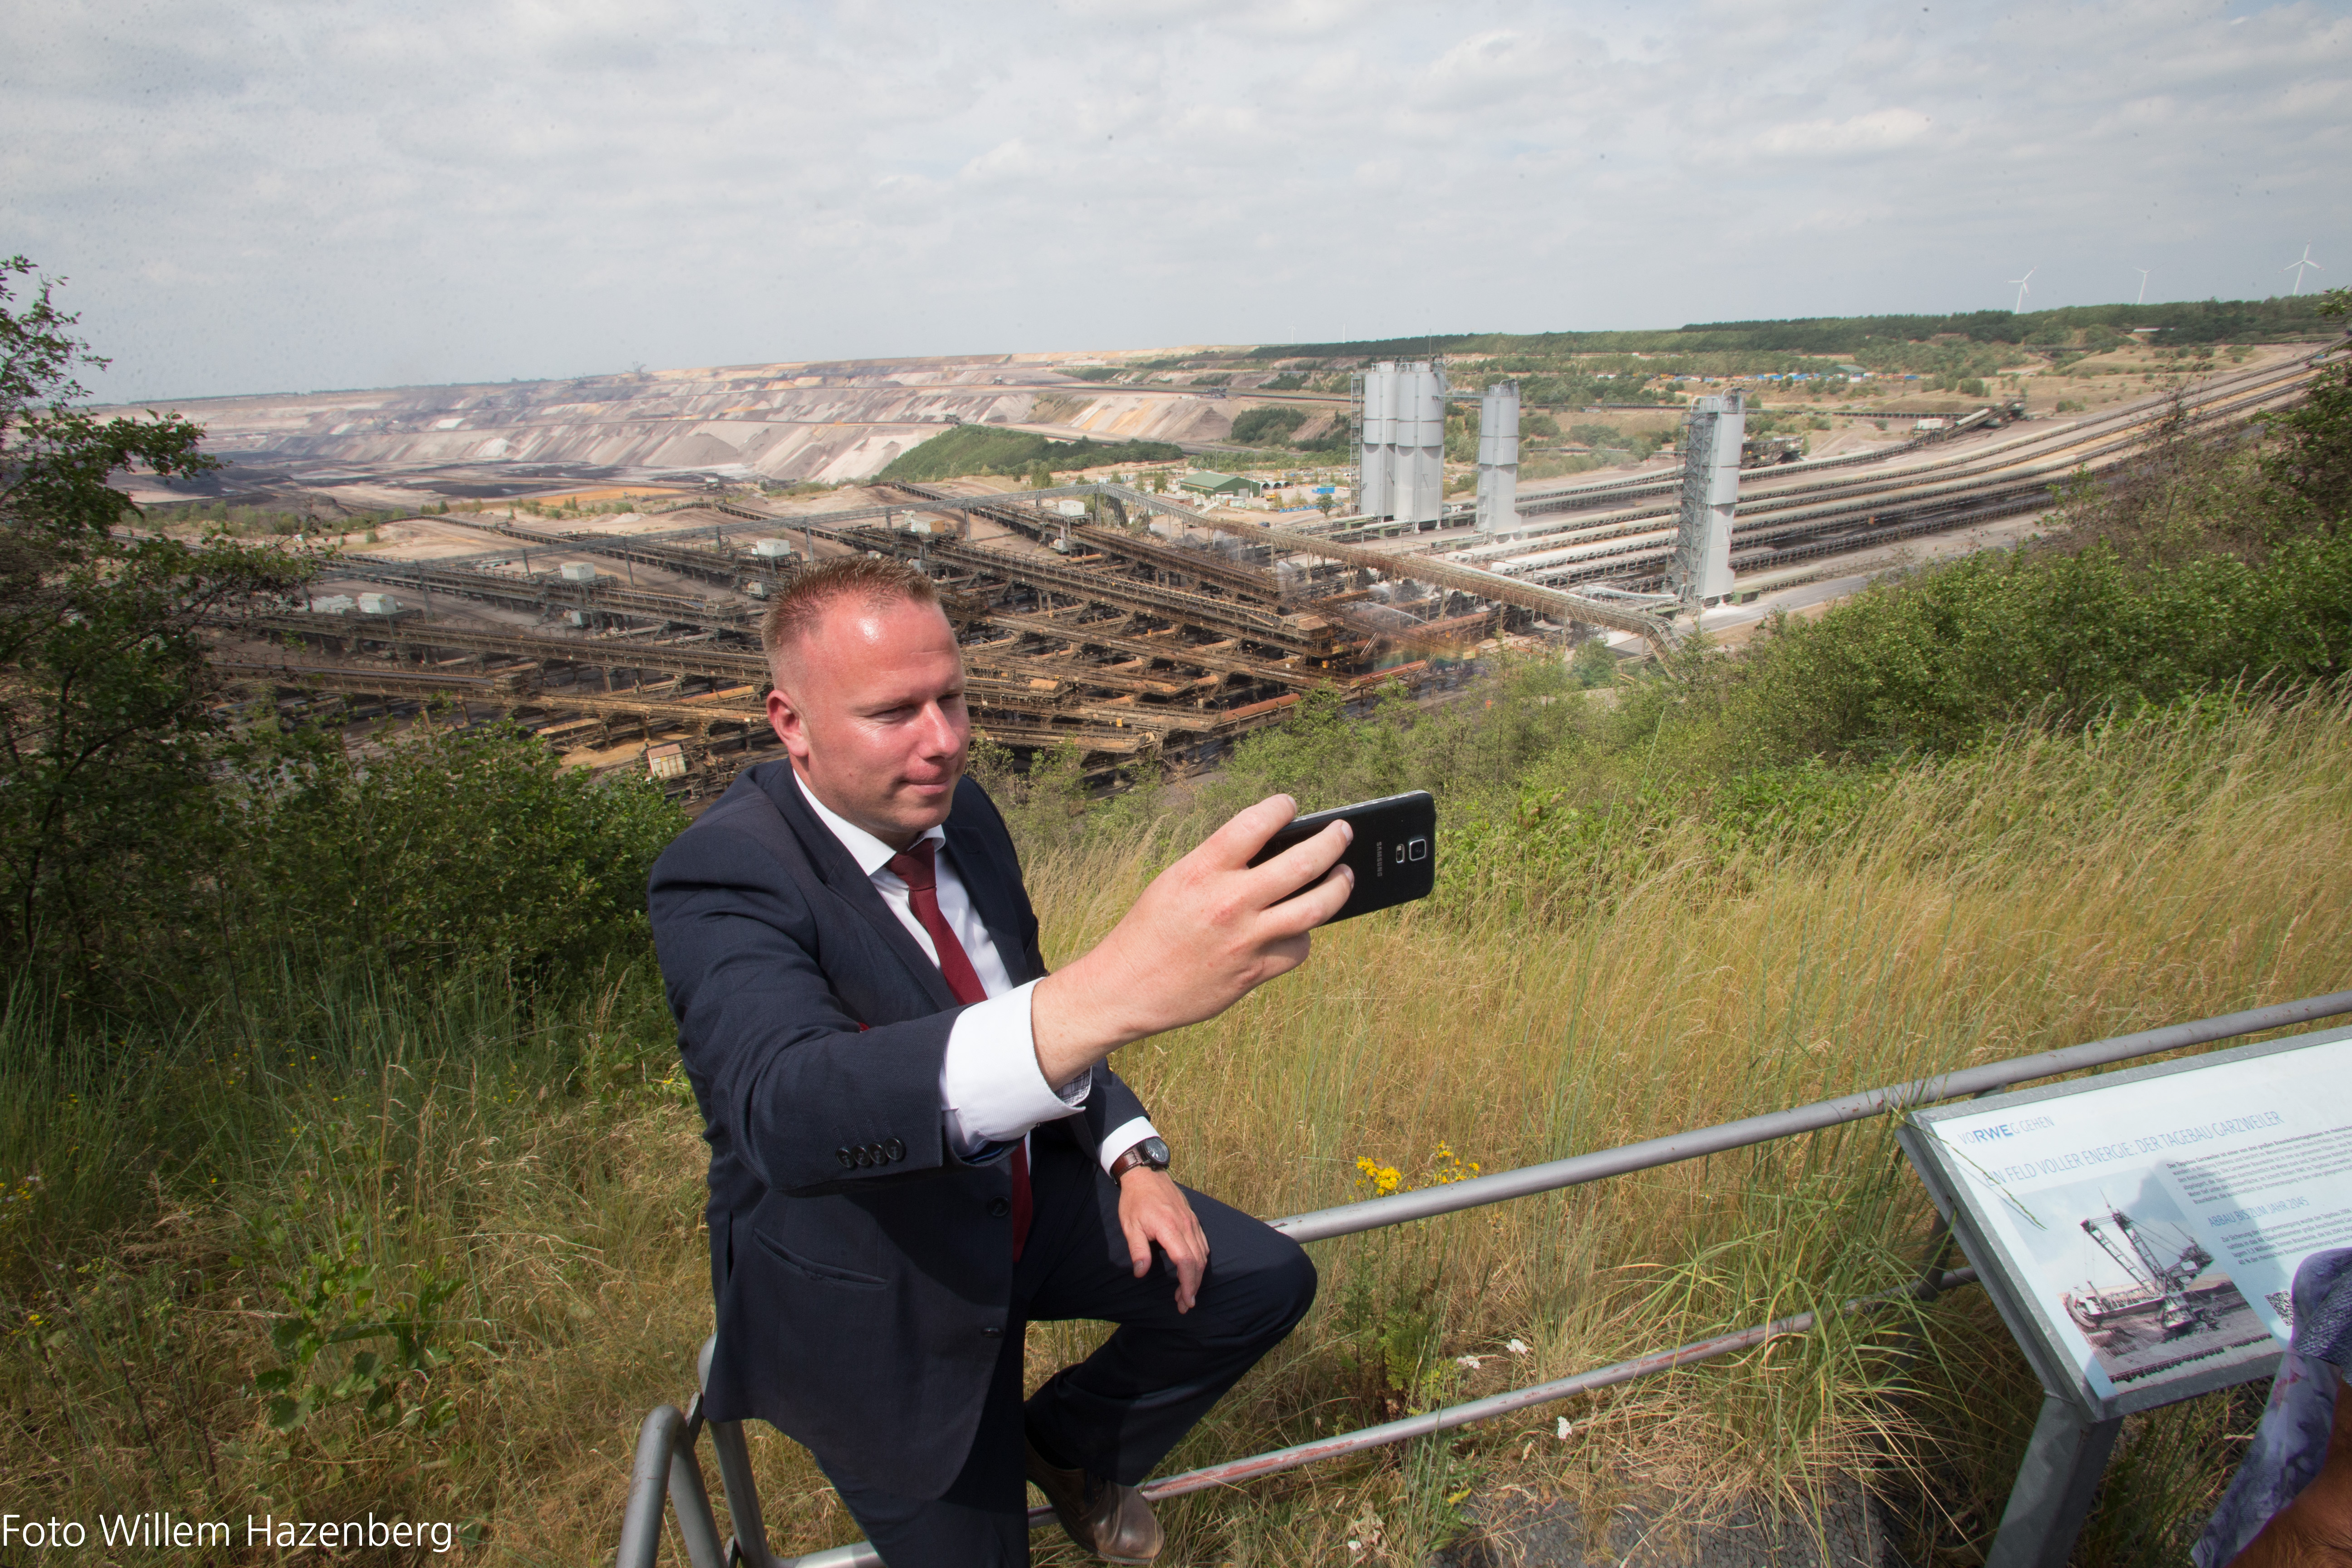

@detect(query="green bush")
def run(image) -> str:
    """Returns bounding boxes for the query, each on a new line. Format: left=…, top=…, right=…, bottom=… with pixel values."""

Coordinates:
left=1726, top=534, right=2352, bottom=760
left=2262, top=288, right=2352, bottom=532
left=1567, top=421, right=1662, bottom=461
left=875, top=426, right=1181, bottom=483
left=1569, top=637, right=1617, bottom=688
left=228, top=720, right=684, bottom=978
left=1230, top=405, right=1309, bottom=446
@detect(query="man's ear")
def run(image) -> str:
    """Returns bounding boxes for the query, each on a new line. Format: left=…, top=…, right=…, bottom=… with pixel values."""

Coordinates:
left=767, top=685, right=810, bottom=762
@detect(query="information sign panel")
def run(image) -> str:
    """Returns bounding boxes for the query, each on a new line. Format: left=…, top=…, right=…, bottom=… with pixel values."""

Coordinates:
left=1899, top=1024, right=2352, bottom=1421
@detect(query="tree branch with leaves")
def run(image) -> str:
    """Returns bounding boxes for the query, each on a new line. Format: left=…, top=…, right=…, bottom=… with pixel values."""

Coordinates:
left=0, top=257, right=311, bottom=983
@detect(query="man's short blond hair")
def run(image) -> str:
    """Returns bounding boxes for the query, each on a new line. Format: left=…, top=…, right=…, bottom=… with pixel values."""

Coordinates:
left=760, top=556, right=944, bottom=680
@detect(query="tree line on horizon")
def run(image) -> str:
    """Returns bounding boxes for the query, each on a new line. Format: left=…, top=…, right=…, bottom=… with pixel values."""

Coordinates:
left=1243, top=295, right=2339, bottom=364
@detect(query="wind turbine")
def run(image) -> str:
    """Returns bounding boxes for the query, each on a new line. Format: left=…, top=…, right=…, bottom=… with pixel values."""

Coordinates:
left=2284, top=244, right=2322, bottom=295
left=2009, top=267, right=2036, bottom=313
left=2133, top=267, right=2150, bottom=306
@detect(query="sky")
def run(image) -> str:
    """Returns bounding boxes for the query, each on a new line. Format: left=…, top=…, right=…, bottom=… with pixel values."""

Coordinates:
left=4, top=0, right=2346, bottom=403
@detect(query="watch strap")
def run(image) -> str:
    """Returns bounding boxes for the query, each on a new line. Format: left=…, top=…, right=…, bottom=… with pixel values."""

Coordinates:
left=1107, top=1141, right=1168, bottom=1182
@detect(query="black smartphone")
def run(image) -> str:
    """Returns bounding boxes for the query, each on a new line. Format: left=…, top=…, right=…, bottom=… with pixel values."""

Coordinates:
left=1246, top=790, right=1436, bottom=925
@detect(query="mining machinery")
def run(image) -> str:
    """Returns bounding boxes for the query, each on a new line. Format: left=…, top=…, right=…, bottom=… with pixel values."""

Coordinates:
left=2061, top=1204, right=2220, bottom=1339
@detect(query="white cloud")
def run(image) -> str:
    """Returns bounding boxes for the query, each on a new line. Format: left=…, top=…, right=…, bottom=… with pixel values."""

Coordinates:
left=1754, top=108, right=1937, bottom=158
left=1, top=0, right=2345, bottom=401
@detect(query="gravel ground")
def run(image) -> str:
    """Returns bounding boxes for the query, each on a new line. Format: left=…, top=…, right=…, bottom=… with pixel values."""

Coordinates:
left=1433, top=1478, right=1901, bottom=1568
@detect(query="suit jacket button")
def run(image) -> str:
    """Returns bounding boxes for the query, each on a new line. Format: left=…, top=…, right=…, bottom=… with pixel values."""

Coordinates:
left=836, top=1147, right=857, bottom=1169
left=884, top=1138, right=906, bottom=1161
left=853, top=1147, right=872, bottom=1167
left=867, top=1142, right=887, bottom=1165
left=981, top=1326, right=1004, bottom=1338
left=988, top=1198, right=1010, bottom=1218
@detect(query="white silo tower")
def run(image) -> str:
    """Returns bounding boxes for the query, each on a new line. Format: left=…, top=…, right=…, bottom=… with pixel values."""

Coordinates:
left=1356, top=362, right=1395, bottom=519
left=1475, top=382, right=1519, bottom=534
left=1668, top=392, right=1744, bottom=608
left=1391, top=361, right=1446, bottom=527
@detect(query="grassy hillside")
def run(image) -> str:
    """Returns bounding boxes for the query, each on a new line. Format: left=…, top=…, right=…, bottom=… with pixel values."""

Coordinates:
left=9, top=690, right=2348, bottom=1565
left=874, top=423, right=1182, bottom=483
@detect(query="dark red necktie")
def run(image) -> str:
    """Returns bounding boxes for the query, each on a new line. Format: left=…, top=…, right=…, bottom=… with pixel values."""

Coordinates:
left=887, top=838, right=1031, bottom=1259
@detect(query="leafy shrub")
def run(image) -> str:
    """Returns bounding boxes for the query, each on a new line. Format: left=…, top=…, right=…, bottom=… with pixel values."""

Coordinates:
left=1728, top=534, right=2352, bottom=760
left=1230, top=405, right=1309, bottom=446
left=229, top=720, right=684, bottom=978
left=2262, top=288, right=2352, bottom=532
left=1567, top=421, right=1663, bottom=460
left=875, top=426, right=1181, bottom=483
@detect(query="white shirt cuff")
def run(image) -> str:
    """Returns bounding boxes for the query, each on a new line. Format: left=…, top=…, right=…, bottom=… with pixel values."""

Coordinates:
left=1099, top=1116, right=1160, bottom=1174
left=940, top=980, right=1088, bottom=1155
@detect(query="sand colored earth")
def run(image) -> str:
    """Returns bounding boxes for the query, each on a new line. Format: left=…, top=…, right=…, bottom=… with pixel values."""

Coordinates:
left=108, top=350, right=1265, bottom=494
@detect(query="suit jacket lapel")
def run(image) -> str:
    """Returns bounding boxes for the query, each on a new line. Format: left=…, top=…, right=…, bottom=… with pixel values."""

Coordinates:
left=943, top=817, right=1034, bottom=985
left=759, top=765, right=959, bottom=1013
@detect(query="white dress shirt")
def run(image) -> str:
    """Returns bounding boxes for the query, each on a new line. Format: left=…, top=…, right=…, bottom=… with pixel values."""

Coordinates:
left=791, top=769, right=1158, bottom=1171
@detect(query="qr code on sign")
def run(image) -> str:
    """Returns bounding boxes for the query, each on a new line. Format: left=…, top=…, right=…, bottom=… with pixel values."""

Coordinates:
left=2267, top=1290, right=2294, bottom=1329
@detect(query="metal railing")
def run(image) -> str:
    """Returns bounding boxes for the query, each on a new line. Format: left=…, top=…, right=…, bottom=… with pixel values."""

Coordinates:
left=616, top=991, right=2352, bottom=1568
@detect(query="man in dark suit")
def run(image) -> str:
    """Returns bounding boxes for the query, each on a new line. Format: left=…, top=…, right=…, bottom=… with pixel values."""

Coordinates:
left=648, top=556, right=1353, bottom=1566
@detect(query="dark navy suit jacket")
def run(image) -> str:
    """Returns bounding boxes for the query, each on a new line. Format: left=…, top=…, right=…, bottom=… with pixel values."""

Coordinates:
left=647, top=762, right=1151, bottom=1496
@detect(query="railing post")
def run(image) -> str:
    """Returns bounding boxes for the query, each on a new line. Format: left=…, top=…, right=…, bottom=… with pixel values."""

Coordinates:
left=667, top=1402, right=728, bottom=1568
left=616, top=1401, right=729, bottom=1568
left=709, top=1421, right=773, bottom=1568
left=1983, top=1393, right=2124, bottom=1568
left=617, top=1406, right=686, bottom=1568
left=698, top=1337, right=776, bottom=1568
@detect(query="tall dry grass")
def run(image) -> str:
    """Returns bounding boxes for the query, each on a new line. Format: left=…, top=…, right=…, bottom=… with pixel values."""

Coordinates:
left=5, top=696, right=2347, bottom=1565
left=0, top=971, right=714, bottom=1565
left=1002, top=693, right=2352, bottom=1562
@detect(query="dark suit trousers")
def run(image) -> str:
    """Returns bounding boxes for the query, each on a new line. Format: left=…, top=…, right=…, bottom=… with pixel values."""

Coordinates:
left=812, top=1135, right=1317, bottom=1568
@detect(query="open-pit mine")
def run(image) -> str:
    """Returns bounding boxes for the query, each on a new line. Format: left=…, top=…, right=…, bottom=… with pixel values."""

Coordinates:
left=154, top=333, right=2335, bottom=804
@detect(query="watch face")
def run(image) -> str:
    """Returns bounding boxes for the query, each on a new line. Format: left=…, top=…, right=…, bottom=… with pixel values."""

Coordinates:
left=1139, top=1137, right=1171, bottom=1167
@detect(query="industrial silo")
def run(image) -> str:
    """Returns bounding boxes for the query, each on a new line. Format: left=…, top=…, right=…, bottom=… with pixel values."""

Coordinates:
left=1475, top=381, right=1519, bottom=534
left=1668, top=392, right=1743, bottom=608
left=1357, top=362, right=1394, bottom=519
left=1392, top=361, right=1446, bottom=527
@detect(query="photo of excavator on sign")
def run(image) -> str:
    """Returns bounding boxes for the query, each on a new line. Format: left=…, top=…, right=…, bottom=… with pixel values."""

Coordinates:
left=2058, top=1200, right=2272, bottom=1385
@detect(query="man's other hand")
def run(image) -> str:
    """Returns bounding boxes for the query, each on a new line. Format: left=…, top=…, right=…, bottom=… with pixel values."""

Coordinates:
left=1115, top=1166, right=1208, bottom=1313
left=1032, top=795, right=1352, bottom=1085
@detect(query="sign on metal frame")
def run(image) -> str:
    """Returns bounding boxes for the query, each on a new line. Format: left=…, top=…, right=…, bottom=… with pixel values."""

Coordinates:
left=1899, top=1022, right=2352, bottom=1566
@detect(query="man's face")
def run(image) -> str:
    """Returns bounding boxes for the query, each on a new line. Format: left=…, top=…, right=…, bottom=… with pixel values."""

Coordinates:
left=766, top=594, right=969, bottom=847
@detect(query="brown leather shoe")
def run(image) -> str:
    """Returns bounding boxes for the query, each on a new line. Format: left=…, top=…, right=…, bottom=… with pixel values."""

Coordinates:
left=1024, top=1436, right=1163, bottom=1564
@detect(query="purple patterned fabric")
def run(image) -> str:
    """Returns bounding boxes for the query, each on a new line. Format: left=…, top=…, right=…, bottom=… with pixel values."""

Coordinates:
left=2195, top=1249, right=2352, bottom=1568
